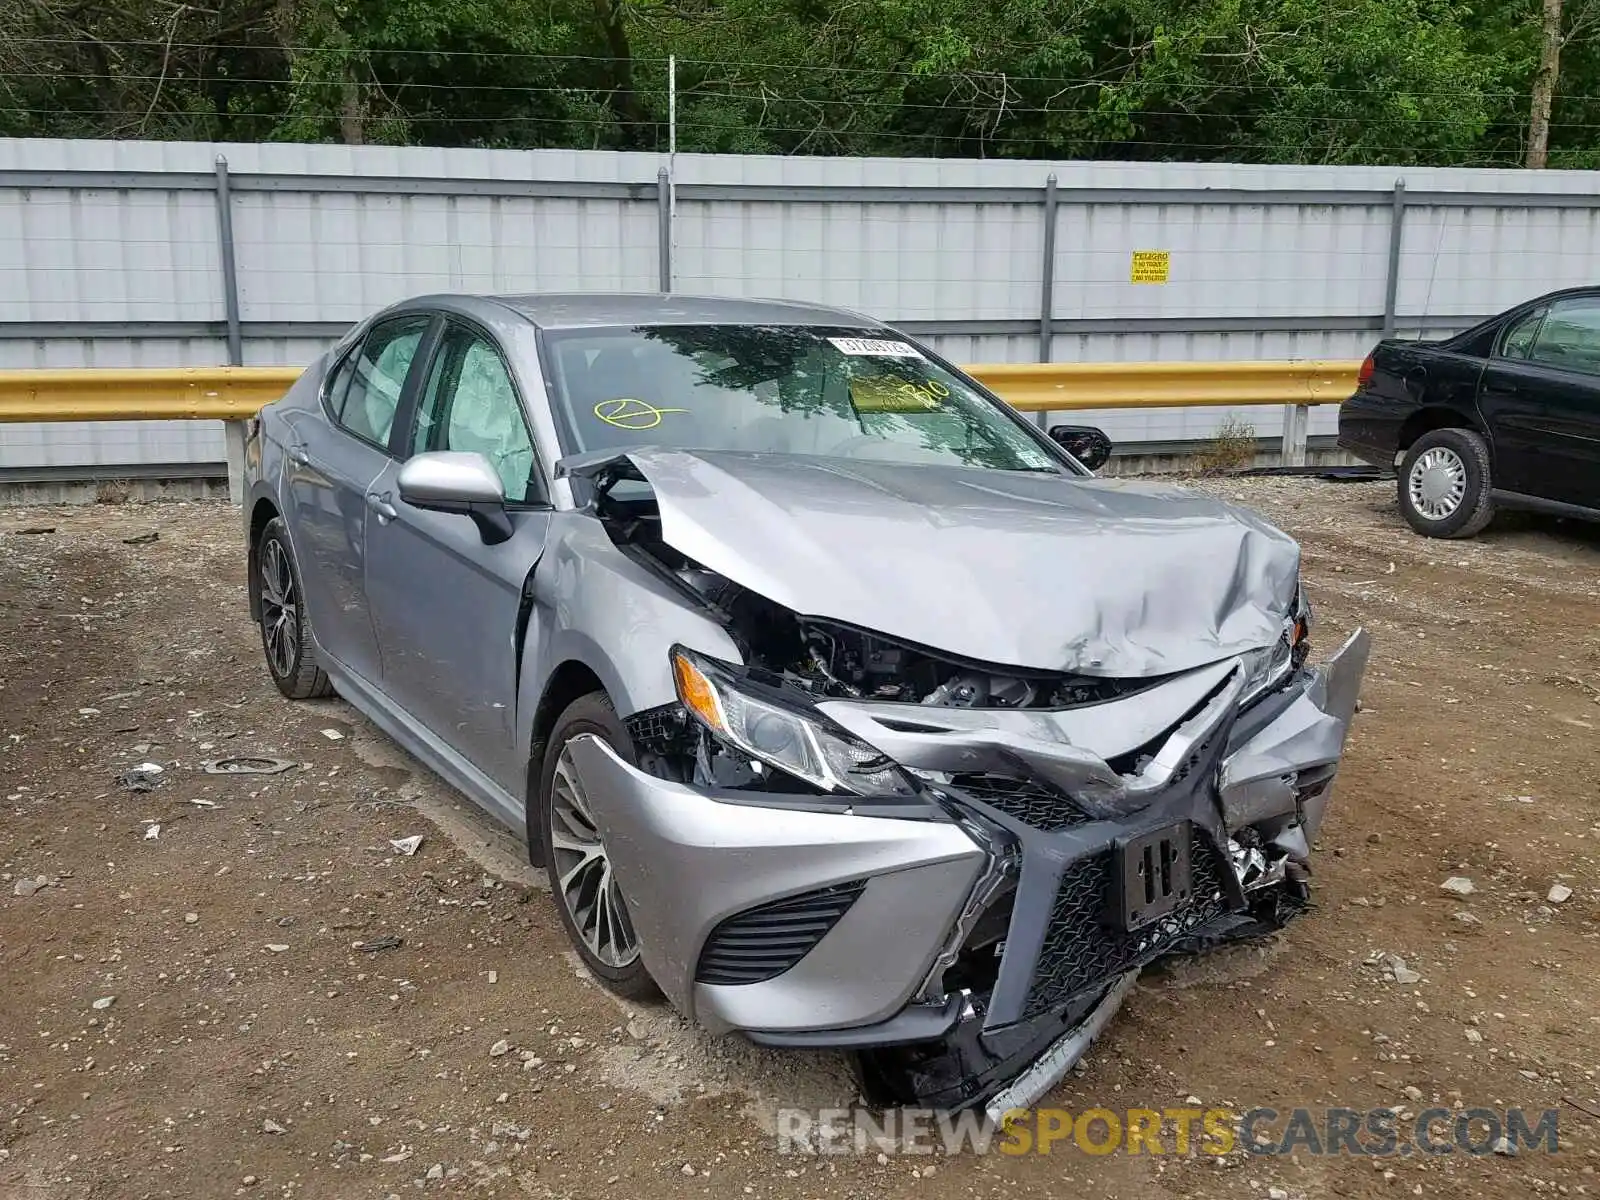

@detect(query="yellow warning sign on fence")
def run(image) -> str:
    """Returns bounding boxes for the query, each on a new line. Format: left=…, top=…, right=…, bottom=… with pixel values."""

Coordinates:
left=1130, top=250, right=1171, bottom=284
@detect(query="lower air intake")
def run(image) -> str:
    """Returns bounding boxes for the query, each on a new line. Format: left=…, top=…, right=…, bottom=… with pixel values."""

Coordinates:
left=695, top=882, right=867, bottom=986
left=948, top=773, right=1091, bottom=830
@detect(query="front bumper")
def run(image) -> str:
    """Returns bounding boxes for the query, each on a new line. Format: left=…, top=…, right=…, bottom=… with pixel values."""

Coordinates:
left=575, top=628, right=1369, bottom=1103
left=565, top=733, right=986, bottom=1034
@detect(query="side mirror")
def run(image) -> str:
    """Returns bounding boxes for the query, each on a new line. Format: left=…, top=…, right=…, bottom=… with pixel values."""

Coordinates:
left=1047, top=424, right=1113, bottom=471
left=398, top=451, right=513, bottom=545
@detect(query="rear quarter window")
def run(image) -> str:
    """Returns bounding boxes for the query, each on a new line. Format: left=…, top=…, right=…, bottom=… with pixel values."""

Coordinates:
left=1498, top=309, right=1545, bottom=360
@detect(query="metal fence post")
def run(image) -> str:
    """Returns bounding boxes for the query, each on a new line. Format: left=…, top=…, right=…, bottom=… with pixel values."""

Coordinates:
left=1382, top=179, right=1407, bottom=339
left=213, top=155, right=248, bottom=505
left=223, top=418, right=249, bottom=507
left=1035, top=174, right=1059, bottom=430
left=213, top=156, right=243, bottom=367
left=657, top=167, right=672, bottom=293
left=1280, top=403, right=1310, bottom=467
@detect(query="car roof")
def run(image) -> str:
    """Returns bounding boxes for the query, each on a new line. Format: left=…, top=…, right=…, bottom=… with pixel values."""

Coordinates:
left=488, top=292, right=883, bottom=331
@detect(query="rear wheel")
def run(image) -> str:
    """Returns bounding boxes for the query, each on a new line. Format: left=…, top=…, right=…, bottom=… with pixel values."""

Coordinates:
left=256, top=518, right=335, bottom=699
left=1397, top=427, right=1495, bottom=539
left=537, top=692, right=659, bottom=1001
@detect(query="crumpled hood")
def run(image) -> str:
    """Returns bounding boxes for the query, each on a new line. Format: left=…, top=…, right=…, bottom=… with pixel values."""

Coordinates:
left=571, top=448, right=1302, bottom=677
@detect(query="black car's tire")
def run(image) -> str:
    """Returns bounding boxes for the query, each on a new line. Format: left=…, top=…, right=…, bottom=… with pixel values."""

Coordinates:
left=537, top=692, right=660, bottom=1002
left=256, top=518, right=335, bottom=700
left=1397, top=428, right=1496, bottom=539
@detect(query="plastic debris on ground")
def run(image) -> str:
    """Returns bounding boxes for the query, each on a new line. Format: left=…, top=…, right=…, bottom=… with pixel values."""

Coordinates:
left=117, top=762, right=165, bottom=792
left=202, top=756, right=297, bottom=776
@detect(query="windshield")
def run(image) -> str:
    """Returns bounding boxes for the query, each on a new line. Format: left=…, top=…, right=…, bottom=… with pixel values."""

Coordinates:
left=539, top=324, right=1069, bottom=474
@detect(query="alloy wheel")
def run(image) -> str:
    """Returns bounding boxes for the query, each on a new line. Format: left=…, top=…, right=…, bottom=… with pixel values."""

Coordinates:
left=549, top=745, right=639, bottom=968
left=259, top=539, right=300, bottom=679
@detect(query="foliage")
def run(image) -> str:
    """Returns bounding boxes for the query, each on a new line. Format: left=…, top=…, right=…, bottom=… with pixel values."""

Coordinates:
left=0, top=0, right=1596, bottom=165
left=1195, top=415, right=1259, bottom=473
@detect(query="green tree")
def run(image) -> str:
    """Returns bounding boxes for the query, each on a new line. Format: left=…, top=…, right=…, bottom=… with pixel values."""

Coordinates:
left=0, top=0, right=1594, bottom=168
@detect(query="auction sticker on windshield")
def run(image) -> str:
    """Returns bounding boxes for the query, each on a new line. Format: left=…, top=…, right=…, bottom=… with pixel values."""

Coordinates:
left=828, top=337, right=923, bottom=357
left=849, top=376, right=949, bottom=413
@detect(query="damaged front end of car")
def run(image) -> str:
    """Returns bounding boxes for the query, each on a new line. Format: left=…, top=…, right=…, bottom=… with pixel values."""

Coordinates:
left=556, top=448, right=1370, bottom=1121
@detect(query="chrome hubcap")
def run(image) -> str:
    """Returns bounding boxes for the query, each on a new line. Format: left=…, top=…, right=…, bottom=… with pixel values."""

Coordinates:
left=549, top=745, right=639, bottom=968
left=259, top=539, right=299, bottom=678
left=1408, top=447, right=1467, bottom=520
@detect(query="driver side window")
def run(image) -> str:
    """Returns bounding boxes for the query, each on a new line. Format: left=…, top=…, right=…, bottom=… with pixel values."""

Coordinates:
left=410, top=325, right=540, bottom=503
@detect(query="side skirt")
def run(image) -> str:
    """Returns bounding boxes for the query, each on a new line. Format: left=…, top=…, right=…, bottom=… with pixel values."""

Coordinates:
left=1490, top=489, right=1600, bottom=523
left=320, top=658, right=527, bottom=837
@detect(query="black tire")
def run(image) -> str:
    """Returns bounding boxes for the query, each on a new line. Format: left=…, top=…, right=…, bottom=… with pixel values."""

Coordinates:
left=256, top=518, right=335, bottom=700
left=1397, top=427, right=1496, bottom=539
left=537, top=692, right=659, bottom=1001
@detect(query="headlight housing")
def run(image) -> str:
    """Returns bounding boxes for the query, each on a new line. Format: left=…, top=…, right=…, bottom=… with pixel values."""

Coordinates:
left=1239, top=593, right=1312, bottom=706
left=670, top=646, right=917, bottom=798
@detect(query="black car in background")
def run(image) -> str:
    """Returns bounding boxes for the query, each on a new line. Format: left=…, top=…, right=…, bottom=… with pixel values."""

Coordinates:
left=1339, top=286, right=1600, bottom=538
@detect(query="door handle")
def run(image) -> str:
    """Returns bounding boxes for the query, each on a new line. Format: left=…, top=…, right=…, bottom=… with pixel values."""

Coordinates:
left=290, top=446, right=310, bottom=467
left=365, top=491, right=398, bottom=523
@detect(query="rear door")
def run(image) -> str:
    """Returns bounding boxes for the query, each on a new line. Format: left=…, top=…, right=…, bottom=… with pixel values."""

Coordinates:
left=279, top=313, right=433, bottom=685
left=1475, top=305, right=1552, bottom=496
left=1477, top=295, right=1600, bottom=507
left=365, top=318, right=553, bottom=795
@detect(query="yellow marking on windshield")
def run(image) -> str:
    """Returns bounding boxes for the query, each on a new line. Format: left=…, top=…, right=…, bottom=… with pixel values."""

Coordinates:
left=848, top=376, right=951, bottom=413
left=593, top=398, right=689, bottom=430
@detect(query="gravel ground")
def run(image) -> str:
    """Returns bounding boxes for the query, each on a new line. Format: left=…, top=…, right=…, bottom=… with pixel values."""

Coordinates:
left=1, top=477, right=1598, bottom=1200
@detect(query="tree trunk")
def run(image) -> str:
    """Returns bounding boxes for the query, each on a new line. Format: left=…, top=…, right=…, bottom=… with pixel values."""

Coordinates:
left=1527, top=0, right=1563, bottom=168
left=591, top=0, right=646, bottom=147
left=340, top=61, right=366, bottom=145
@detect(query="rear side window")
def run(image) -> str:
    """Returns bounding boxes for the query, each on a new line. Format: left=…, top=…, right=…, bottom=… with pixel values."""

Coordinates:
left=1498, top=309, right=1545, bottom=360
left=328, top=316, right=431, bottom=449
left=1528, top=298, right=1600, bottom=377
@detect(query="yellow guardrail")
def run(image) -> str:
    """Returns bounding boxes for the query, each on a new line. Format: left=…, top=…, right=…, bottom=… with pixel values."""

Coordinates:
left=0, top=360, right=1361, bottom=422
left=971, top=359, right=1361, bottom=412
left=0, top=367, right=299, bottom=422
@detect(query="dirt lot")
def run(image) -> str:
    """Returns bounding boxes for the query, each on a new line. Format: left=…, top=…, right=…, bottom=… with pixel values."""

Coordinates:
left=2, top=478, right=1598, bottom=1200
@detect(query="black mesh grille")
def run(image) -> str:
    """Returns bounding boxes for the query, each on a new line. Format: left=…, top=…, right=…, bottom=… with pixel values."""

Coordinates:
left=696, top=882, right=866, bottom=986
left=624, top=704, right=694, bottom=756
left=949, top=773, right=1091, bottom=830
left=1023, top=840, right=1229, bottom=1018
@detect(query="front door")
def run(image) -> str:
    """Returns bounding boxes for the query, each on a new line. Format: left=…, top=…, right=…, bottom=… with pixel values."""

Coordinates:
left=366, top=319, right=552, bottom=794
left=281, top=314, right=432, bottom=685
left=1515, top=295, right=1600, bottom=507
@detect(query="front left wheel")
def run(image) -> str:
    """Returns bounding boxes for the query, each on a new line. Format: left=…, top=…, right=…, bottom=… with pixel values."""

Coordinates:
left=536, top=692, right=659, bottom=1001
left=256, top=518, right=335, bottom=700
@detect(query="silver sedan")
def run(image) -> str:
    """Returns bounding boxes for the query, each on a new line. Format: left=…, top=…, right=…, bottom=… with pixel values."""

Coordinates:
left=243, top=293, right=1369, bottom=1118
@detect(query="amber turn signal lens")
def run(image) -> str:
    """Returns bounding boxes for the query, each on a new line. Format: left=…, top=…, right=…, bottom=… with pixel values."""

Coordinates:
left=672, top=650, right=726, bottom=733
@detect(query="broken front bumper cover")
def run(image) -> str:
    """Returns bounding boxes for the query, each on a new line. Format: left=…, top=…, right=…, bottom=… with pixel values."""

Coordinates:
left=573, top=628, right=1370, bottom=1113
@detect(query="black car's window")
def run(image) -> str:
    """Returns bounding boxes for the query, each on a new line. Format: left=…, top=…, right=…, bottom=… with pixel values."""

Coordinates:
left=1499, top=309, right=1545, bottom=360
left=1528, top=298, right=1600, bottom=377
left=411, top=324, right=540, bottom=503
left=332, top=316, right=430, bottom=449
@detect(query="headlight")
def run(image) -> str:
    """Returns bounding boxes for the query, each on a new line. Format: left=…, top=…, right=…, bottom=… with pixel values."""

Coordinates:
left=1239, top=598, right=1311, bottom=706
left=670, top=646, right=917, bottom=798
